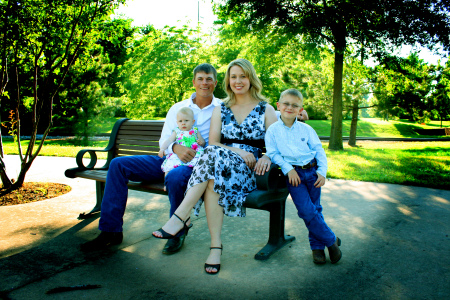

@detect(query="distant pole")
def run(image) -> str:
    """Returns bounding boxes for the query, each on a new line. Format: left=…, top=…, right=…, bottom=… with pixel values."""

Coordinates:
left=198, top=1, right=199, bottom=27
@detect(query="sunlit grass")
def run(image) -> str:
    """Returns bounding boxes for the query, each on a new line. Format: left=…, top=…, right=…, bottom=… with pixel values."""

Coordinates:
left=2, top=139, right=109, bottom=159
left=325, top=141, right=450, bottom=190
left=308, top=118, right=449, bottom=137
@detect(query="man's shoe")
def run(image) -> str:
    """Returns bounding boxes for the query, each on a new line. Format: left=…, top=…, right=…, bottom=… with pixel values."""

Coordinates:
left=312, top=249, right=326, bottom=264
left=328, top=237, right=342, bottom=264
left=162, top=232, right=186, bottom=255
left=80, top=231, right=123, bottom=252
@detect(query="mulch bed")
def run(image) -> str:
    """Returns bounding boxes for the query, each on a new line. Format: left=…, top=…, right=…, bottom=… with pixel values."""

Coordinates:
left=0, top=182, right=71, bottom=206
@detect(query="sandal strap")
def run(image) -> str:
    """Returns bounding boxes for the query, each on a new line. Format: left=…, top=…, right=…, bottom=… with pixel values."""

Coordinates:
left=210, top=247, right=222, bottom=250
left=173, top=213, right=190, bottom=225
left=173, top=213, right=183, bottom=223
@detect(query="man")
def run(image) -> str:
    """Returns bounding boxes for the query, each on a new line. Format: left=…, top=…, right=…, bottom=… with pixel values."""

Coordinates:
left=81, top=63, right=220, bottom=254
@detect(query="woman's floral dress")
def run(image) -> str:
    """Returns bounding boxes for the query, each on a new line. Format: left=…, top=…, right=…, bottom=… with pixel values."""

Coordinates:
left=190, top=101, right=267, bottom=217
left=161, top=127, right=204, bottom=172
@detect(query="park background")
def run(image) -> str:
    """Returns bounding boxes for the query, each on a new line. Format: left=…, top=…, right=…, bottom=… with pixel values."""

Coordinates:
left=0, top=0, right=449, bottom=194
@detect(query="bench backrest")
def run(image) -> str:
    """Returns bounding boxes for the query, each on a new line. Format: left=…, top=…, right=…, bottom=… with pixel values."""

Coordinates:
left=110, top=119, right=164, bottom=158
left=109, top=118, right=270, bottom=159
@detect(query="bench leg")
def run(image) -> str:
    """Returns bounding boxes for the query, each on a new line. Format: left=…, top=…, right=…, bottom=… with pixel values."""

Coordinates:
left=78, top=181, right=104, bottom=219
left=254, top=200, right=295, bottom=260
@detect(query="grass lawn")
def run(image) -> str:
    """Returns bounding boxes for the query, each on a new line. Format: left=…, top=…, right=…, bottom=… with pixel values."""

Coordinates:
left=3, top=118, right=449, bottom=190
left=324, top=141, right=450, bottom=190
left=309, top=118, right=450, bottom=138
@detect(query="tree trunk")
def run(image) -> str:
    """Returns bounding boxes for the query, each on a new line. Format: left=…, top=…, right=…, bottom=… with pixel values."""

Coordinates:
left=348, top=99, right=359, bottom=147
left=0, top=158, right=12, bottom=188
left=329, top=43, right=345, bottom=151
left=15, top=158, right=33, bottom=186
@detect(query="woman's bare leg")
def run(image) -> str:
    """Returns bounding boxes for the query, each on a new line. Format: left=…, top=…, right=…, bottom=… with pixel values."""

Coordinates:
left=153, top=181, right=208, bottom=237
left=203, top=179, right=224, bottom=274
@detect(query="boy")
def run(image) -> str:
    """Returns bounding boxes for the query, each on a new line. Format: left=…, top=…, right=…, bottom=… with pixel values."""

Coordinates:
left=265, top=88, right=342, bottom=264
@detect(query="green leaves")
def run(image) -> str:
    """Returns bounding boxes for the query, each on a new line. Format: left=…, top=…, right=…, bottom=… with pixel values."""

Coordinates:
left=373, top=53, right=435, bottom=121
left=119, top=26, right=203, bottom=118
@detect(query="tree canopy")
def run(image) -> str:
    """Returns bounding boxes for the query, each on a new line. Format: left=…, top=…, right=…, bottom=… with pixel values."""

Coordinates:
left=215, top=0, right=450, bottom=149
left=0, top=0, right=124, bottom=191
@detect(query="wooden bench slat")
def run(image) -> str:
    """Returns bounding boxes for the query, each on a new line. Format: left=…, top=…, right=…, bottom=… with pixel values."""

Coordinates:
left=116, top=133, right=160, bottom=141
left=119, top=126, right=164, bottom=132
left=122, top=120, right=164, bottom=126
left=117, top=130, right=162, bottom=136
left=115, top=149, right=158, bottom=156
left=116, top=139, right=159, bottom=146
left=116, top=145, right=159, bottom=152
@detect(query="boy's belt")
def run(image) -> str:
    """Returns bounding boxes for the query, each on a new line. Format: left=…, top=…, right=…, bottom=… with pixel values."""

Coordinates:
left=294, top=162, right=317, bottom=169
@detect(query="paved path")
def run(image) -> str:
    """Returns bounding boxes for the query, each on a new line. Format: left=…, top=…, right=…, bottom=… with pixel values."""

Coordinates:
left=0, top=156, right=449, bottom=300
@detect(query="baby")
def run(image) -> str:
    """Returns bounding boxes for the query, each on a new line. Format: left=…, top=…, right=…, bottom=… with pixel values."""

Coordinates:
left=159, top=107, right=206, bottom=183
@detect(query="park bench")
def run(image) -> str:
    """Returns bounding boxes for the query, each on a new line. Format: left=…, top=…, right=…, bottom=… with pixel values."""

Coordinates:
left=65, top=118, right=295, bottom=260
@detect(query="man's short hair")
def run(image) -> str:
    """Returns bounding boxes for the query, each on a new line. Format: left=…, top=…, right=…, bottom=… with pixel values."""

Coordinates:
left=193, top=63, right=217, bottom=81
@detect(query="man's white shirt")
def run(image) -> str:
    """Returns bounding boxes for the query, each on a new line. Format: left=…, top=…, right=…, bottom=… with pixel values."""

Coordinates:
left=160, top=92, right=222, bottom=154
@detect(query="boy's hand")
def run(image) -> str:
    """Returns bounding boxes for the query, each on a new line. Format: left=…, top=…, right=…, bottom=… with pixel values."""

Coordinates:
left=158, top=149, right=165, bottom=158
left=288, top=169, right=301, bottom=187
left=314, top=174, right=326, bottom=188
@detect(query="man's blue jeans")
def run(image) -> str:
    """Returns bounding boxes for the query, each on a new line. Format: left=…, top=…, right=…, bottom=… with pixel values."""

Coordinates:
left=98, top=155, right=193, bottom=232
left=287, top=165, right=336, bottom=250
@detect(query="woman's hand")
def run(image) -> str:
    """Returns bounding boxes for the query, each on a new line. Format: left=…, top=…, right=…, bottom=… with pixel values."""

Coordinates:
left=254, top=155, right=271, bottom=175
left=235, top=148, right=256, bottom=169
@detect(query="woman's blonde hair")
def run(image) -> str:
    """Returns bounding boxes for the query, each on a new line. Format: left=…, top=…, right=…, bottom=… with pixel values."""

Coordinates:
left=222, top=58, right=266, bottom=107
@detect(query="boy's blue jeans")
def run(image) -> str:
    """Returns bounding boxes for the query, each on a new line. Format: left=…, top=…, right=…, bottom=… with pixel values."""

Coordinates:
left=98, top=155, right=193, bottom=232
left=287, top=164, right=336, bottom=250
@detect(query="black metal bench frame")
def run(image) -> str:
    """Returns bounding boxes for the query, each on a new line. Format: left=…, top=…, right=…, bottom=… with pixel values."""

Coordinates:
left=65, top=118, right=295, bottom=260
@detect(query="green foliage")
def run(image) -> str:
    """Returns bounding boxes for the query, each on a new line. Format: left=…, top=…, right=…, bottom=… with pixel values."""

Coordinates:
left=281, top=47, right=335, bottom=119
left=119, top=26, right=206, bottom=118
left=216, top=0, right=450, bottom=150
left=0, top=0, right=124, bottom=187
left=51, top=17, right=137, bottom=142
left=372, top=53, right=435, bottom=121
left=431, top=60, right=450, bottom=124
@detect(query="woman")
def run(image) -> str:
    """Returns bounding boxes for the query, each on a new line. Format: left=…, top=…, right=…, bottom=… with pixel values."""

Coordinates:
left=153, top=58, right=277, bottom=274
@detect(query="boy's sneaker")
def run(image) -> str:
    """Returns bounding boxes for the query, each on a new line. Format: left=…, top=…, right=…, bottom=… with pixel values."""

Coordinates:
left=80, top=231, right=123, bottom=252
left=312, top=250, right=326, bottom=264
left=328, top=237, right=342, bottom=264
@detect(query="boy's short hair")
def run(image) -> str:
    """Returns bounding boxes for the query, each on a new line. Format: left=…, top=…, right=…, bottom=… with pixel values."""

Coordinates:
left=177, top=107, right=194, bottom=119
left=280, top=88, right=304, bottom=107
left=193, top=63, right=217, bottom=81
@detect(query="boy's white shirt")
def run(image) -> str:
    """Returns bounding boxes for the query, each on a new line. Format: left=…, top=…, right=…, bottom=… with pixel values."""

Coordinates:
left=265, top=119, right=328, bottom=178
left=160, top=92, right=222, bottom=154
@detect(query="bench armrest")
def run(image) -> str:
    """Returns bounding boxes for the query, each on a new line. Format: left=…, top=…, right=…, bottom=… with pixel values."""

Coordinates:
left=75, top=148, right=110, bottom=170
left=66, top=118, right=130, bottom=177
left=255, top=164, right=287, bottom=191
left=64, top=148, right=111, bottom=178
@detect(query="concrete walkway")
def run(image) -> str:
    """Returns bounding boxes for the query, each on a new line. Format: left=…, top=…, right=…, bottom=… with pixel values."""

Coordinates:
left=0, top=155, right=449, bottom=300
